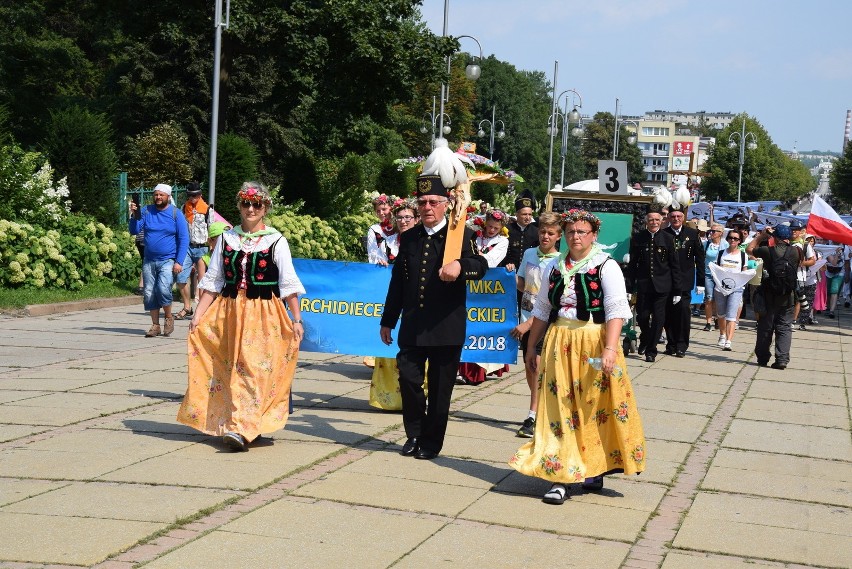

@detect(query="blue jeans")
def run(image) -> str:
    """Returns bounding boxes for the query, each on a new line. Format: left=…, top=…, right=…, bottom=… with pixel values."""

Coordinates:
left=142, top=259, right=175, bottom=311
left=704, top=274, right=715, bottom=301
left=715, top=287, right=743, bottom=321
left=177, top=246, right=208, bottom=284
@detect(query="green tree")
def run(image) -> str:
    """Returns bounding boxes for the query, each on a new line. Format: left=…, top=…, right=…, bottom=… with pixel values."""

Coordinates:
left=701, top=114, right=814, bottom=202
left=126, top=121, right=193, bottom=189
left=579, top=113, right=644, bottom=184
left=42, top=106, right=118, bottom=225
left=829, top=141, right=852, bottom=206
left=212, top=133, right=259, bottom=224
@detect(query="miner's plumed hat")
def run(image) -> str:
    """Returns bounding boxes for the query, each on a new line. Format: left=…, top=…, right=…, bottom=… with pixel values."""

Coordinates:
left=415, top=174, right=450, bottom=198
left=515, top=189, right=537, bottom=212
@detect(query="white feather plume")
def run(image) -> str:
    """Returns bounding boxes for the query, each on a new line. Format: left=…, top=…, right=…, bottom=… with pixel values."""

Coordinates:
left=674, top=184, right=692, bottom=208
left=653, top=185, right=672, bottom=208
left=422, top=138, right=472, bottom=189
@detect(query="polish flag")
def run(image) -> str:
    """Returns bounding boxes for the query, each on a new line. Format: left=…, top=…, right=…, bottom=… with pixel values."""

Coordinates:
left=806, top=195, right=852, bottom=245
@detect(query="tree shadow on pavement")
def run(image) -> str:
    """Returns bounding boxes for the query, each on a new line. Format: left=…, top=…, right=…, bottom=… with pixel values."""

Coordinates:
left=83, top=326, right=148, bottom=335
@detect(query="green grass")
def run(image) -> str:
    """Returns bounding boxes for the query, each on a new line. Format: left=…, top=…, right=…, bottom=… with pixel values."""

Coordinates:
left=0, top=279, right=138, bottom=309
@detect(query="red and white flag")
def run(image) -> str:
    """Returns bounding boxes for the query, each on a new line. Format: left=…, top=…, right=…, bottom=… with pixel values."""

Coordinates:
left=806, top=195, right=852, bottom=245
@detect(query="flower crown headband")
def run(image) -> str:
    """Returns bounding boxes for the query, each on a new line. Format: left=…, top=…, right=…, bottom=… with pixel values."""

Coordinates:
left=486, top=209, right=507, bottom=224
left=559, top=209, right=601, bottom=228
left=238, top=187, right=272, bottom=206
left=371, top=193, right=393, bottom=207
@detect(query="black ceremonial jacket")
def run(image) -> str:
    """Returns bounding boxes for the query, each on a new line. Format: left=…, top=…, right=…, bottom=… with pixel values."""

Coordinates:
left=381, top=223, right=488, bottom=346
left=625, top=229, right=683, bottom=295
left=501, top=220, right=539, bottom=268
left=664, top=225, right=705, bottom=292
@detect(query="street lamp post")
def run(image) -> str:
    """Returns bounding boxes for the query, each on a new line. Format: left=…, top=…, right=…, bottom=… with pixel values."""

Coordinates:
left=477, top=105, right=506, bottom=160
left=421, top=97, right=452, bottom=144
left=546, top=86, right=584, bottom=188
left=728, top=118, right=758, bottom=202
left=207, top=0, right=230, bottom=209
left=612, top=98, right=639, bottom=159
left=437, top=1, right=483, bottom=142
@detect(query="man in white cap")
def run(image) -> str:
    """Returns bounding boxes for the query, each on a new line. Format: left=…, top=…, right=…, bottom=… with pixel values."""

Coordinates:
left=129, top=183, right=189, bottom=337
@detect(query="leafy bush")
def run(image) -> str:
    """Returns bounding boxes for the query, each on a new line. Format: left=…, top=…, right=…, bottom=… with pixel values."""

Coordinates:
left=42, top=106, right=118, bottom=225
left=0, top=143, right=71, bottom=226
left=212, top=133, right=260, bottom=225
left=127, top=121, right=193, bottom=188
left=328, top=212, right=375, bottom=261
left=266, top=204, right=351, bottom=261
left=0, top=213, right=137, bottom=289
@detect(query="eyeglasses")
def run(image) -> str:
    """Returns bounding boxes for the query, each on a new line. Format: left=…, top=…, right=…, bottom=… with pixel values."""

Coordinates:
left=727, top=236, right=741, bottom=242
left=240, top=200, right=265, bottom=209
left=417, top=198, right=447, bottom=207
left=395, top=215, right=415, bottom=221
left=565, top=230, right=592, bottom=237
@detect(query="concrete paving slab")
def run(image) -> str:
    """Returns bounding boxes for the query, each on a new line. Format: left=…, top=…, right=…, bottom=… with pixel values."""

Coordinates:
left=736, top=397, right=849, bottom=429
left=637, top=387, right=718, bottom=416
left=723, top=418, right=852, bottom=461
left=340, top=450, right=511, bottom=490
left=278, top=407, right=400, bottom=445
left=20, top=427, right=198, bottom=457
left=747, top=379, right=847, bottom=406
left=99, top=440, right=342, bottom=490
left=292, top=377, right=367, bottom=403
left=81, top=352, right=187, bottom=371
left=673, top=492, right=852, bottom=568
left=441, top=432, right=526, bottom=465
left=71, top=378, right=185, bottom=399
left=753, top=365, right=847, bottom=386
left=395, top=523, right=630, bottom=568
left=650, top=356, right=745, bottom=377
left=0, top=479, right=67, bottom=507
left=5, top=391, right=156, bottom=411
left=303, top=392, right=378, bottom=412
left=2, top=367, right=149, bottom=381
left=638, top=438, right=691, bottom=485
left=0, top=375, right=120, bottom=392
left=0, top=402, right=130, bottom=426
left=0, top=448, right=149, bottom=480
left=0, top=347, right=111, bottom=368
left=662, top=551, right=795, bottom=569
left=454, top=392, right=526, bottom=423
left=294, top=469, right=489, bottom=516
left=632, top=369, right=733, bottom=395
left=640, top=408, right=710, bottom=443
left=3, top=481, right=242, bottom=523
left=0, top=423, right=50, bottom=442
left=702, top=448, right=852, bottom=507
left=461, top=477, right=665, bottom=541
left=0, top=511, right=160, bottom=565
left=0, top=390, right=51, bottom=404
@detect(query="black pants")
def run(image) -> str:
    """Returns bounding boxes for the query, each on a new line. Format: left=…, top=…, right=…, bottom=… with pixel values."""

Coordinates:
left=665, top=291, right=692, bottom=353
left=636, top=290, right=668, bottom=357
left=396, top=345, right=463, bottom=454
left=755, top=304, right=794, bottom=365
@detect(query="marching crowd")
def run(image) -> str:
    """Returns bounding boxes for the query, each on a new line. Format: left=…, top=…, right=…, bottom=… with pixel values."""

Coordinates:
left=126, top=155, right=848, bottom=504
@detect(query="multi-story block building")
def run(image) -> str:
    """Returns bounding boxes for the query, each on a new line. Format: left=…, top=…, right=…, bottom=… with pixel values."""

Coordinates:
left=643, top=110, right=734, bottom=130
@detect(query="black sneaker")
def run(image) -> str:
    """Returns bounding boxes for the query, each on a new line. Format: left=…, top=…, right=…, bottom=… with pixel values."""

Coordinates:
left=516, top=417, right=535, bottom=438
left=702, top=323, right=712, bottom=331
left=828, top=311, right=836, bottom=319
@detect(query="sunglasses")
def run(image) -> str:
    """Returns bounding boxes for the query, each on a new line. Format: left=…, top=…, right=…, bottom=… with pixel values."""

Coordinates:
left=240, top=200, right=265, bottom=209
left=727, top=236, right=741, bottom=242
left=417, top=198, right=447, bottom=207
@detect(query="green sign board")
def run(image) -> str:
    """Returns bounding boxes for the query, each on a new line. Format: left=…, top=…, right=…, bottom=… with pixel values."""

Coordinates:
left=594, top=212, right=633, bottom=263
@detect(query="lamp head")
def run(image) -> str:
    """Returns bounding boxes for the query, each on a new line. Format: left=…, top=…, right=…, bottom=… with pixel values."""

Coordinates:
left=728, top=140, right=737, bottom=149
left=627, top=134, right=637, bottom=145
left=497, top=130, right=506, bottom=139
left=442, top=125, right=452, bottom=135
left=568, top=108, right=581, bottom=123
left=465, top=63, right=481, bottom=81
left=420, top=125, right=428, bottom=134
left=747, top=141, right=757, bottom=150
left=571, top=126, right=584, bottom=138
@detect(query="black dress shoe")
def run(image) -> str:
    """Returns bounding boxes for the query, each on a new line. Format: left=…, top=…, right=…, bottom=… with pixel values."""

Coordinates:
left=400, top=438, right=419, bottom=456
left=770, top=362, right=787, bottom=370
left=757, top=360, right=769, bottom=367
left=664, top=347, right=676, bottom=356
left=675, top=351, right=686, bottom=358
left=637, top=344, right=647, bottom=355
left=414, top=448, right=438, bottom=460
left=645, top=354, right=655, bottom=362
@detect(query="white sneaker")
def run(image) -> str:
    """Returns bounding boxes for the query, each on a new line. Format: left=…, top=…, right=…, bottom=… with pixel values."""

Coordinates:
left=723, top=340, right=732, bottom=351
left=717, top=335, right=727, bottom=347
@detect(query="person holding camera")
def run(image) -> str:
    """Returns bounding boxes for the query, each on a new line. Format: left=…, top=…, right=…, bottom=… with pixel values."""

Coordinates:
left=746, top=224, right=802, bottom=370
left=790, top=221, right=816, bottom=327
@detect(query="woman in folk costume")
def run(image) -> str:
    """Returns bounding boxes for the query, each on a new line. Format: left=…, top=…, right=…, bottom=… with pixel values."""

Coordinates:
left=509, top=210, right=646, bottom=505
left=456, top=208, right=510, bottom=385
left=366, top=193, right=398, bottom=266
left=369, top=198, right=426, bottom=410
left=178, top=182, right=305, bottom=451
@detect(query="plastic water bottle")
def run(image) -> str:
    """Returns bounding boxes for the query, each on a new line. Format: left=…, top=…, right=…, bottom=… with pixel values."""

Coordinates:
left=588, top=357, right=622, bottom=375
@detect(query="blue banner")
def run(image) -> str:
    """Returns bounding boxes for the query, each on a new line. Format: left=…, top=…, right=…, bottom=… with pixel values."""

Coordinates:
left=293, top=259, right=519, bottom=364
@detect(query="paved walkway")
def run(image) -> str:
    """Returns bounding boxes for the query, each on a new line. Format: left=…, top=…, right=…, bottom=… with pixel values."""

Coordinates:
left=0, top=300, right=849, bottom=568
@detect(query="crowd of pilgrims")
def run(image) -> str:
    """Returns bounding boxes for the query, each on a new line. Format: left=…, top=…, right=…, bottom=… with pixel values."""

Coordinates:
left=174, top=180, right=850, bottom=505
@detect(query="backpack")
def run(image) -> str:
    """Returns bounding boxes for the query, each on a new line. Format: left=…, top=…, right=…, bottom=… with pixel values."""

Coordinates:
left=765, top=245, right=800, bottom=296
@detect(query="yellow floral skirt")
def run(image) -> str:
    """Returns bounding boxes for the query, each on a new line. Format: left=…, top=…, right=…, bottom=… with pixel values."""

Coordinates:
left=368, top=357, right=428, bottom=411
left=177, top=292, right=299, bottom=440
left=509, top=318, right=646, bottom=483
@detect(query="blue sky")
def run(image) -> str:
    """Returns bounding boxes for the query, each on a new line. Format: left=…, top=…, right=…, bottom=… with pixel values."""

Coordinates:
left=419, top=0, right=852, bottom=153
